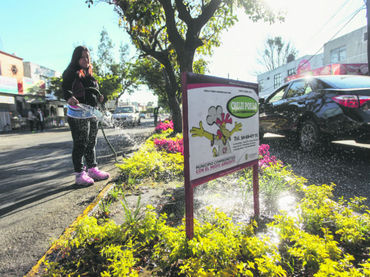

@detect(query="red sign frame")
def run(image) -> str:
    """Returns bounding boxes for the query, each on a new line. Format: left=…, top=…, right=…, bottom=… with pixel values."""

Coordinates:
left=182, top=72, right=260, bottom=239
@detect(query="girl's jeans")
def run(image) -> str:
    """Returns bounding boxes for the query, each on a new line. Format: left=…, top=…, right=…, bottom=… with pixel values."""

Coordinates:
left=67, top=117, right=98, bottom=173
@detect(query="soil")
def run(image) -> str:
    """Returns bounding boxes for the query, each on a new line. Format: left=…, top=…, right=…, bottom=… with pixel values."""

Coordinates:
left=104, top=180, right=185, bottom=227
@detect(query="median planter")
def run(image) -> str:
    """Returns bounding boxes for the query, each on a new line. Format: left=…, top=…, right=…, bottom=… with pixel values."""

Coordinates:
left=38, top=121, right=370, bottom=276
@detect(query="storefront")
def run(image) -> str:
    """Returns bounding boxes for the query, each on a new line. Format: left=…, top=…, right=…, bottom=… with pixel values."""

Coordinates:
left=0, top=50, right=64, bottom=132
left=0, top=75, right=18, bottom=131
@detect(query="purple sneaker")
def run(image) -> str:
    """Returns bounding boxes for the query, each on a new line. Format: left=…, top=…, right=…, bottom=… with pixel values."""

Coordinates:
left=75, top=171, right=94, bottom=186
left=88, top=167, right=110, bottom=181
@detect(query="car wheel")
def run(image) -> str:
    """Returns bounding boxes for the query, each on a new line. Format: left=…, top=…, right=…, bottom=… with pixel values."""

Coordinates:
left=299, top=120, right=320, bottom=152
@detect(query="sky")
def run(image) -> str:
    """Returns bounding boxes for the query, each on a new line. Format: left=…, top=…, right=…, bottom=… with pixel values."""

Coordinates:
left=0, top=0, right=367, bottom=104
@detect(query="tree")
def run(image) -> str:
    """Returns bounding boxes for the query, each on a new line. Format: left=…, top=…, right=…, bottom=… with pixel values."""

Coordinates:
left=93, top=29, right=139, bottom=107
left=96, top=28, right=115, bottom=75
left=257, top=36, right=298, bottom=71
left=132, top=57, right=169, bottom=109
left=48, top=76, right=63, bottom=99
left=86, top=0, right=282, bottom=133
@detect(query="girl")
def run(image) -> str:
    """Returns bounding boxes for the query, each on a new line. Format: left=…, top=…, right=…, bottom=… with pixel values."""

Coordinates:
left=62, top=46, right=109, bottom=186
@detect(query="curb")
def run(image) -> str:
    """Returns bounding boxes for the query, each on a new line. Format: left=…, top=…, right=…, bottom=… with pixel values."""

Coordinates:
left=25, top=180, right=116, bottom=277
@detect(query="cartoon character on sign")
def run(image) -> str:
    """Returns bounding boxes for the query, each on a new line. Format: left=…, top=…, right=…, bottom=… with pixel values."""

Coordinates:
left=190, top=105, right=242, bottom=157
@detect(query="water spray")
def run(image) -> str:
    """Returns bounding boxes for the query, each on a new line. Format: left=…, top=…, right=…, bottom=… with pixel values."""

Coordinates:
left=66, top=89, right=121, bottom=163
left=80, top=104, right=120, bottom=163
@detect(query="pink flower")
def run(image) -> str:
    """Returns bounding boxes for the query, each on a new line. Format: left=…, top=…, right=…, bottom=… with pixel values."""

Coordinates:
left=258, top=144, right=281, bottom=168
left=154, top=138, right=183, bottom=155
left=155, top=120, right=174, bottom=133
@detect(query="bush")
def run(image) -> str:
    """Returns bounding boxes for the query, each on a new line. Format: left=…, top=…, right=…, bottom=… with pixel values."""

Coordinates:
left=116, top=140, right=184, bottom=182
left=155, top=120, right=174, bottom=133
left=42, top=135, right=370, bottom=276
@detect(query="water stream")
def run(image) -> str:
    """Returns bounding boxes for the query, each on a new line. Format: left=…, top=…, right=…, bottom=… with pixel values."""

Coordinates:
left=193, top=172, right=298, bottom=225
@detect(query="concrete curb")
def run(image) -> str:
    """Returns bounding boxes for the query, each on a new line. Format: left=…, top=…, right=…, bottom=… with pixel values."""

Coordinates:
left=25, top=180, right=116, bottom=277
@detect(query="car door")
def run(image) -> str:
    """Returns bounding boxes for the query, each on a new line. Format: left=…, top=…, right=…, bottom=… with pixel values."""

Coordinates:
left=259, top=84, right=289, bottom=133
left=278, top=79, right=309, bottom=131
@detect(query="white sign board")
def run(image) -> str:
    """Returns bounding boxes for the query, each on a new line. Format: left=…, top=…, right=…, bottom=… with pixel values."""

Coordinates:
left=183, top=73, right=259, bottom=186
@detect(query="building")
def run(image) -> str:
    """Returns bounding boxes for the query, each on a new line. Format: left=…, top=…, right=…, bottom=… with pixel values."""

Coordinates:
left=0, top=50, right=24, bottom=131
left=0, top=50, right=62, bottom=131
left=257, top=26, right=368, bottom=97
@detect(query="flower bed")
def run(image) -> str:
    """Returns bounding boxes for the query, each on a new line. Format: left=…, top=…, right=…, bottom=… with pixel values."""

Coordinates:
left=41, top=121, right=370, bottom=276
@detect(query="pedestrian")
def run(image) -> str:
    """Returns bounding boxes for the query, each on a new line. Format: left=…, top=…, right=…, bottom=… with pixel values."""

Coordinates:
left=62, top=45, right=110, bottom=186
left=36, top=108, right=45, bottom=131
left=27, top=109, right=35, bottom=132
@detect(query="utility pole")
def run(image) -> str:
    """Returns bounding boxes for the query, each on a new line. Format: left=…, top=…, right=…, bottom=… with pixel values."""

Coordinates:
left=367, top=0, right=370, bottom=75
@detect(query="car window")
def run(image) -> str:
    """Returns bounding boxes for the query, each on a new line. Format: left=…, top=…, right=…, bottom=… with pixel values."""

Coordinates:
left=286, top=80, right=306, bottom=98
left=268, top=85, right=287, bottom=103
left=305, top=84, right=313, bottom=94
left=114, top=107, right=134, bottom=113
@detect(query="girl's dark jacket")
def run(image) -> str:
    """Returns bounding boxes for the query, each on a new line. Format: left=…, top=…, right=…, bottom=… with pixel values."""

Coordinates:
left=62, top=67, right=101, bottom=107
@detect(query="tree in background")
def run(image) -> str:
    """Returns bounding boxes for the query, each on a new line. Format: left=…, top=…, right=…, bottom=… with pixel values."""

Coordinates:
left=47, top=30, right=139, bottom=107
left=257, top=36, right=298, bottom=71
left=86, top=0, right=282, bottom=133
left=48, top=76, right=63, bottom=99
left=93, top=29, right=139, bottom=107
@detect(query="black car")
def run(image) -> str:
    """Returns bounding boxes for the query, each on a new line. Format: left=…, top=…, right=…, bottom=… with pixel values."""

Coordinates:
left=259, top=75, right=370, bottom=151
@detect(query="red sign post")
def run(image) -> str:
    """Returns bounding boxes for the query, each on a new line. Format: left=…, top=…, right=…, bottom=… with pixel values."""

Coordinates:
left=182, top=73, right=260, bottom=239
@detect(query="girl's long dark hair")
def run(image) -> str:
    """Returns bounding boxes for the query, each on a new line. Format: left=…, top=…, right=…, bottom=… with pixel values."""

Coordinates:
left=67, top=46, right=93, bottom=77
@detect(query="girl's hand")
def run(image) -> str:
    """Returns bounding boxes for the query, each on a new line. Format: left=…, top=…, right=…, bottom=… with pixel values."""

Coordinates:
left=67, top=96, right=79, bottom=106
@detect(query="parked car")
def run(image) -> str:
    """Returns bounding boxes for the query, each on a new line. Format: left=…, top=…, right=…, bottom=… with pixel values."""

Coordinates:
left=112, top=105, right=140, bottom=126
left=259, top=75, right=370, bottom=151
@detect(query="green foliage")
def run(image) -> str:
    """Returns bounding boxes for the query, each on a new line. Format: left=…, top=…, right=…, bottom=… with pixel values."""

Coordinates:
left=44, top=128, right=370, bottom=276
left=92, top=29, right=139, bottom=105
left=116, top=139, right=184, bottom=182
left=43, top=206, right=287, bottom=276
left=120, top=194, right=143, bottom=225
left=48, top=76, right=63, bottom=99
left=270, top=183, right=370, bottom=276
left=86, top=0, right=284, bottom=134
left=43, top=170, right=370, bottom=276
left=258, top=36, right=298, bottom=71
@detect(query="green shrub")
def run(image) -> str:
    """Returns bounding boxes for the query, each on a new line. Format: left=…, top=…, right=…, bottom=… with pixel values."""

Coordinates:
left=43, top=138, right=370, bottom=276
left=116, top=139, right=184, bottom=182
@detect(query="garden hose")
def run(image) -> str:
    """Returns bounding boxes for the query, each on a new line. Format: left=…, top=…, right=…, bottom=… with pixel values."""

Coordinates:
left=99, top=123, right=120, bottom=163
left=71, top=88, right=121, bottom=163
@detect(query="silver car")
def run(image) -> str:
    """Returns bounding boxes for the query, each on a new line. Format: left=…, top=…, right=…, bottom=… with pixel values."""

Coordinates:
left=112, top=106, right=140, bottom=126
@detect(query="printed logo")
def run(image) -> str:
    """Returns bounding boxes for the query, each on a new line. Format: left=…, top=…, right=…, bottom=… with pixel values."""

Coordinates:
left=227, top=96, right=258, bottom=118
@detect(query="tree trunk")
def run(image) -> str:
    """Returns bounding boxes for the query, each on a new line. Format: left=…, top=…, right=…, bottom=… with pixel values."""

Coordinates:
left=168, top=92, right=182, bottom=133
left=162, top=68, right=182, bottom=133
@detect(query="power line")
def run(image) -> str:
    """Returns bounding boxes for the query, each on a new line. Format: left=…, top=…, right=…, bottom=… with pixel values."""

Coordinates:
left=297, top=5, right=365, bottom=71
left=259, top=5, right=366, bottom=94
left=308, top=0, right=353, bottom=42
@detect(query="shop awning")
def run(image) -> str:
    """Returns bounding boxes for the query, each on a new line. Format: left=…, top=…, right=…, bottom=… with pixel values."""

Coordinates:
left=23, top=95, right=45, bottom=104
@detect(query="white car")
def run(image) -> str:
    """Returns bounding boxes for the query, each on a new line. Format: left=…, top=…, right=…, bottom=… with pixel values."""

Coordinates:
left=112, top=106, right=140, bottom=126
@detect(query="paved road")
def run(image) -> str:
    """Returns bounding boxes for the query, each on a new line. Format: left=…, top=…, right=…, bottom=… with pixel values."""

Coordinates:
left=263, top=133, right=370, bottom=207
left=0, top=120, right=154, bottom=276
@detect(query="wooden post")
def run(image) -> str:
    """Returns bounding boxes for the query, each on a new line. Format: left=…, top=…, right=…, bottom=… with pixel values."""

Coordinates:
left=253, top=163, right=260, bottom=216
left=185, top=181, right=194, bottom=239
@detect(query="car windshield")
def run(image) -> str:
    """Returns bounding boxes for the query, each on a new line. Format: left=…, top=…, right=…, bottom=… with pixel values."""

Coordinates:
left=114, top=107, right=134, bottom=113
left=319, top=76, right=370, bottom=89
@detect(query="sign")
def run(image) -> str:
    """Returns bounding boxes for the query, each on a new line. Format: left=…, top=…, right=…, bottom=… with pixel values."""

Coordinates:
left=0, top=76, right=18, bottom=94
left=182, top=73, right=260, bottom=239
left=0, top=95, right=15, bottom=104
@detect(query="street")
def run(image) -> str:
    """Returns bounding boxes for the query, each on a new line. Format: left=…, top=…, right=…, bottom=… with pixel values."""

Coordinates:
left=263, top=133, right=370, bottom=207
left=0, top=119, right=154, bottom=276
